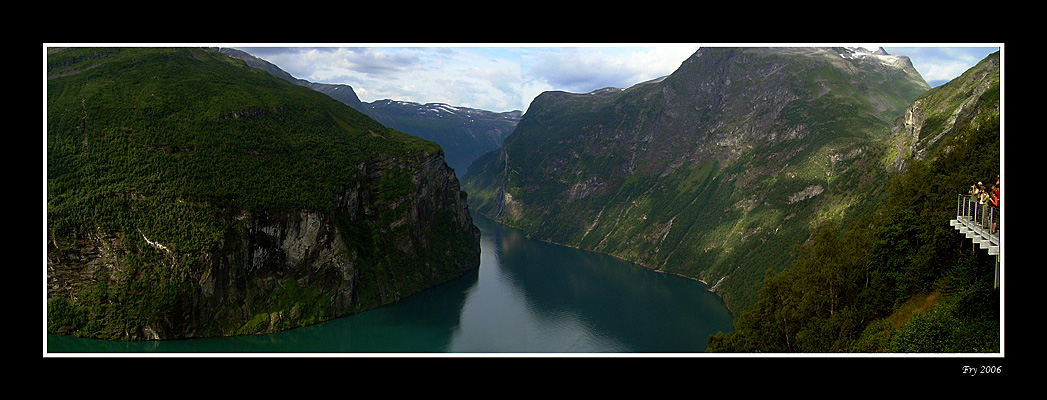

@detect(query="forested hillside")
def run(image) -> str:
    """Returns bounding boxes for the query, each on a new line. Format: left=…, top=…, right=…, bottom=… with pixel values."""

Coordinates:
left=707, top=54, right=1001, bottom=352
left=46, top=47, right=480, bottom=340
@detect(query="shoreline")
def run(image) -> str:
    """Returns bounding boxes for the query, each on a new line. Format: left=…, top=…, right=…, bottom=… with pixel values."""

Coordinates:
left=472, top=211, right=735, bottom=317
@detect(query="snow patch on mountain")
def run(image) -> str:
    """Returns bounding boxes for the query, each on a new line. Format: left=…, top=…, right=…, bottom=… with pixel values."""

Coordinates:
left=428, top=103, right=460, bottom=114
left=839, top=46, right=916, bottom=72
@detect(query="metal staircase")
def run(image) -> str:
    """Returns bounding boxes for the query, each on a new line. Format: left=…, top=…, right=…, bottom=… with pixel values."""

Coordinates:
left=949, top=194, right=1000, bottom=287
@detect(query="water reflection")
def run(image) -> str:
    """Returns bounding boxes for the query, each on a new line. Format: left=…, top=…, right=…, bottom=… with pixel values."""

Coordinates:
left=46, top=212, right=732, bottom=354
left=460, top=214, right=730, bottom=352
left=447, top=214, right=632, bottom=352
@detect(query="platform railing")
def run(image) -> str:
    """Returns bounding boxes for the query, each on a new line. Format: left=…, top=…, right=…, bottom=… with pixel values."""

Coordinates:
left=956, top=194, right=999, bottom=240
left=952, top=193, right=1000, bottom=255
left=952, top=193, right=1001, bottom=288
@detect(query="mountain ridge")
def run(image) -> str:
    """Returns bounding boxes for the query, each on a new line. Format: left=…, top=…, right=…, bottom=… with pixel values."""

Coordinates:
left=707, top=50, right=1001, bottom=353
left=463, top=46, right=933, bottom=312
left=885, top=51, right=1001, bottom=172
left=363, top=99, right=521, bottom=175
left=217, top=48, right=520, bottom=177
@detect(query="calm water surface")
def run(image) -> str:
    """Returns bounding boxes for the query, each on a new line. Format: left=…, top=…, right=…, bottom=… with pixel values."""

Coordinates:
left=47, top=213, right=733, bottom=354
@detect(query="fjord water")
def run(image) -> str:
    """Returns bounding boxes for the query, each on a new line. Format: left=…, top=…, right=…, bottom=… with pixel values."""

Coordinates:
left=47, top=213, right=733, bottom=354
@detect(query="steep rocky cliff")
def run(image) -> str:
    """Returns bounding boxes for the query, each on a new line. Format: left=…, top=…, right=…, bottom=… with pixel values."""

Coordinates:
left=463, top=47, right=930, bottom=311
left=48, top=151, right=476, bottom=340
left=46, top=47, right=479, bottom=340
left=885, top=51, right=1001, bottom=172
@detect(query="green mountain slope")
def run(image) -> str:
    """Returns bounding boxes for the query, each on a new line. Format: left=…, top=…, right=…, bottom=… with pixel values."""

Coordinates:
left=46, top=47, right=480, bottom=340
left=463, top=47, right=930, bottom=312
left=709, top=51, right=1001, bottom=352
left=885, top=51, right=1001, bottom=171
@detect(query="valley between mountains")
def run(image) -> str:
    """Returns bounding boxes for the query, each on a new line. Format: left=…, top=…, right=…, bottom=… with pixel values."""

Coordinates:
left=47, top=46, right=1001, bottom=352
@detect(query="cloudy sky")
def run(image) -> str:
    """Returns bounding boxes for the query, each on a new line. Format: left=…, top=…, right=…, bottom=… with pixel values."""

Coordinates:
left=236, top=44, right=1001, bottom=113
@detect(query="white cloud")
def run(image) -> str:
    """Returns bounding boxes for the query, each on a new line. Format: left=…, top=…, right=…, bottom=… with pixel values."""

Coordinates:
left=884, top=46, right=1000, bottom=86
left=525, top=46, right=697, bottom=94
left=241, top=45, right=998, bottom=112
left=243, top=45, right=698, bottom=112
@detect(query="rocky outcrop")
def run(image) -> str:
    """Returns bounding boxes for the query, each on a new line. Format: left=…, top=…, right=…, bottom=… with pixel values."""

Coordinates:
left=885, top=51, right=1000, bottom=172
left=47, top=151, right=479, bottom=340
left=464, top=47, right=931, bottom=312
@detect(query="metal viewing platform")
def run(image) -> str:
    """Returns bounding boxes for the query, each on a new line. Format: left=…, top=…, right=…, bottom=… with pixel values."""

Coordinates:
left=949, top=194, right=1000, bottom=287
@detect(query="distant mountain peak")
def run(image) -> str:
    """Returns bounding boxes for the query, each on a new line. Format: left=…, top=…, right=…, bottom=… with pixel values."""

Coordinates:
left=844, top=46, right=889, bottom=56
left=586, top=87, right=625, bottom=95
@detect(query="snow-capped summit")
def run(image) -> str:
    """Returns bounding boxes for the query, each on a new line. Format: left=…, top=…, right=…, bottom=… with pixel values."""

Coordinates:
left=841, top=46, right=890, bottom=58
left=848, top=46, right=889, bottom=56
